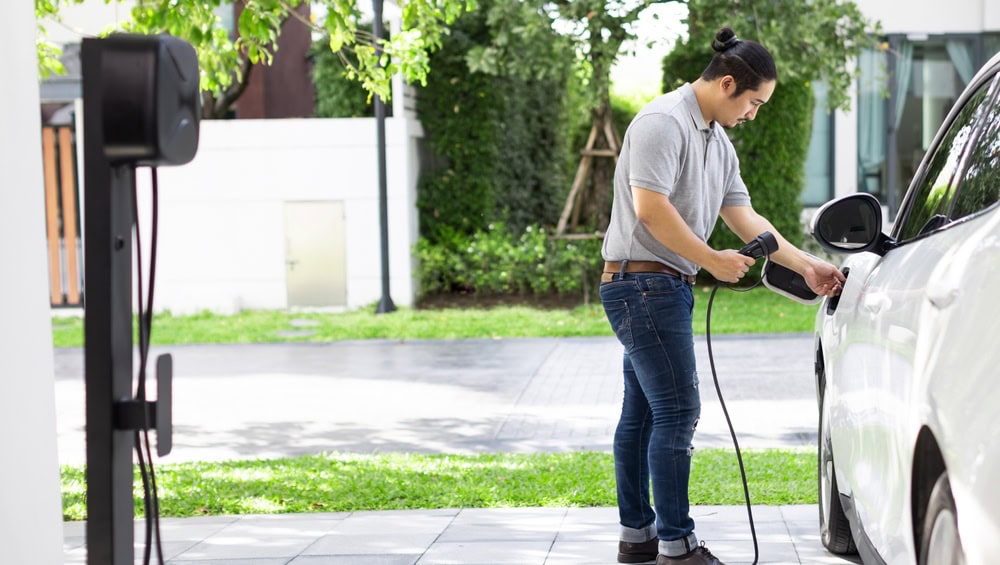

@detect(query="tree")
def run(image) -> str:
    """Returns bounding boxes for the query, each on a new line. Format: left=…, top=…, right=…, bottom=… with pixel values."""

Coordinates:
left=35, top=0, right=477, bottom=117
left=466, top=0, right=682, bottom=234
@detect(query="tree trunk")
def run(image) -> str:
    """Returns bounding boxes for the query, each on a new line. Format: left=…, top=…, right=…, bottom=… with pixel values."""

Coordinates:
left=570, top=20, right=622, bottom=233
left=202, top=56, right=255, bottom=120
left=579, top=101, right=617, bottom=231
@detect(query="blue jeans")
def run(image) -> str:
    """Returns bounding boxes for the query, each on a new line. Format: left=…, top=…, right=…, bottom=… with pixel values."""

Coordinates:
left=601, top=272, right=701, bottom=554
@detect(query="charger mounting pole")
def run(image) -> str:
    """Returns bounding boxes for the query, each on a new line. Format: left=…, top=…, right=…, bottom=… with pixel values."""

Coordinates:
left=81, top=34, right=198, bottom=564
left=82, top=39, right=143, bottom=565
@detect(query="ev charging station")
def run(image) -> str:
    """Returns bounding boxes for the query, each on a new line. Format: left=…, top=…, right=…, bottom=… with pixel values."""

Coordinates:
left=81, top=34, right=200, bottom=564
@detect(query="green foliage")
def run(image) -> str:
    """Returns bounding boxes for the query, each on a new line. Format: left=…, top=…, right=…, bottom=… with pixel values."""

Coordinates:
left=415, top=14, right=500, bottom=240
left=34, top=0, right=65, bottom=78
left=462, top=2, right=682, bottom=234
left=470, top=1, right=678, bottom=113
left=35, top=0, right=477, bottom=102
left=465, top=1, right=575, bottom=82
left=416, top=2, right=577, bottom=242
left=311, top=26, right=377, bottom=118
left=415, top=224, right=604, bottom=298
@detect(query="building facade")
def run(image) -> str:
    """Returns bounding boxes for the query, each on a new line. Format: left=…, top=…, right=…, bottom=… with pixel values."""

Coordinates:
left=817, top=0, right=1000, bottom=219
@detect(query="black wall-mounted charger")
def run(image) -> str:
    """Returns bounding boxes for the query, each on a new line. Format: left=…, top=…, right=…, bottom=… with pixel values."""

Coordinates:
left=96, top=33, right=200, bottom=166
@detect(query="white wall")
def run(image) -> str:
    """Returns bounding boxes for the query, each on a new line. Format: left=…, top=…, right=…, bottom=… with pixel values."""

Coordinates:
left=143, top=117, right=423, bottom=314
left=858, top=0, right=1000, bottom=34
left=0, top=1, right=66, bottom=563
left=834, top=80, right=860, bottom=200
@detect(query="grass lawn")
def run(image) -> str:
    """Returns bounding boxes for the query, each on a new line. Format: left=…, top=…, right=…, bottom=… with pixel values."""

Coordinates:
left=60, top=449, right=816, bottom=521
left=51, top=285, right=819, bottom=347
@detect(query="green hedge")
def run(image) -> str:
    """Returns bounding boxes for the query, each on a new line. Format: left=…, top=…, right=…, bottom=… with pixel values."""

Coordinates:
left=415, top=15, right=502, bottom=241
left=415, top=224, right=604, bottom=298
left=415, top=3, right=576, bottom=243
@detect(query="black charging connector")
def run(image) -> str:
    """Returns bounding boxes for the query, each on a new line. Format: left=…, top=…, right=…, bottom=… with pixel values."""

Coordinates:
left=737, top=231, right=778, bottom=260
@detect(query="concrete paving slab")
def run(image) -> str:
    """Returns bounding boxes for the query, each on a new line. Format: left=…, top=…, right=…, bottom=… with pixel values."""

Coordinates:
left=64, top=505, right=860, bottom=564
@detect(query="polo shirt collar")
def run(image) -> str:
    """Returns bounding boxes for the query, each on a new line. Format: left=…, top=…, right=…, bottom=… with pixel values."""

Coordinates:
left=680, top=83, right=714, bottom=133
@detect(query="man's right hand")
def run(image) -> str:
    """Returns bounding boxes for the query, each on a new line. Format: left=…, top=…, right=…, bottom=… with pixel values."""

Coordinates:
left=704, top=249, right=756, bottom=283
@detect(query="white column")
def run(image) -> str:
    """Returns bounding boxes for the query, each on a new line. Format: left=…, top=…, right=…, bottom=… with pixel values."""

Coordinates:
left=0, top=2, right=67, bottom=564
left=834, top=86, right=859, bottom=199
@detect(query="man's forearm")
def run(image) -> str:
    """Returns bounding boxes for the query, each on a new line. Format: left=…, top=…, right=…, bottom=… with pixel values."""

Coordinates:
left=722, top=205, right=816, bottom=274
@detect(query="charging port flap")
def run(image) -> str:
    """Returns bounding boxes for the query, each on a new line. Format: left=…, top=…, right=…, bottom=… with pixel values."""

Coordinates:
left=761, top=260, right=821, bottom=305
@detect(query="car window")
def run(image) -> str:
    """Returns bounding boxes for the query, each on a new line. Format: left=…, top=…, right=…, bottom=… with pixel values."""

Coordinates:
left=950, top=75, right=1000, bottom=219
left=895, top=75, right=996, bottom=241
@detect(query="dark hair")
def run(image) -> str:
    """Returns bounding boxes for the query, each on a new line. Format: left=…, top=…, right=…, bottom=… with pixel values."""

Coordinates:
left=701, top=27, right=777, bottom=97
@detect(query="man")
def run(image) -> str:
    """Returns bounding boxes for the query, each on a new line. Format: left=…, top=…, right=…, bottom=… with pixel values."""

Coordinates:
left=600, top=27, right=845, bottom=565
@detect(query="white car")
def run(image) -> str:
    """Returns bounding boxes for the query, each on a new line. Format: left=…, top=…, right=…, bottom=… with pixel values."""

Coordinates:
left=810, top=51, right=1000, bottom=564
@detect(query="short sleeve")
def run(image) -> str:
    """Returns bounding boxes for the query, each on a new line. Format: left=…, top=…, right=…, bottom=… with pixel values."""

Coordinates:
left=627, top=114, right=685, bottom=196
left=721, top=142, right=751, bottom=207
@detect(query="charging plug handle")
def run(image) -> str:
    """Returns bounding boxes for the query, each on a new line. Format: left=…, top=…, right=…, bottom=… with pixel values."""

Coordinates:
left=738, top=232, right=778, bottom=260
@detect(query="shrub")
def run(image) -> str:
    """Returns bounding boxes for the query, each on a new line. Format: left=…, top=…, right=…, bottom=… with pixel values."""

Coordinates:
left=415, top=225, right=604, bottom=300
left=415, top=2, right=577, bottom=243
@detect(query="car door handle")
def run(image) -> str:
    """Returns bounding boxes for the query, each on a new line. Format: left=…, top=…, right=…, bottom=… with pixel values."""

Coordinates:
left=927, top=287, right=959, bottom=309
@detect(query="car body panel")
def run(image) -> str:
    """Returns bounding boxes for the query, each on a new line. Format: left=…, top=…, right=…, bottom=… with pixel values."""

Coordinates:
left=820, top=202, right=1000, bottom=564
left=916, top=206, right=1000, bottom=565
left=815, top=50, right=1000, bottom=564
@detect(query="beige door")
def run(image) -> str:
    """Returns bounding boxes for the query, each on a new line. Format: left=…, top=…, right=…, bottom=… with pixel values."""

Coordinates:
left=284, top=201, right=346, bottom=307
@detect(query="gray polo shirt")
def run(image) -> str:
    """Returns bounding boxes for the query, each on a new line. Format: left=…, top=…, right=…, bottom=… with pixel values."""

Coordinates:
left=602, top=83, right=751, bottom=276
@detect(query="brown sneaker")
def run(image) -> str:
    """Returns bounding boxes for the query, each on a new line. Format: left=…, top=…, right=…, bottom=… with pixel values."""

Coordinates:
left=618, top=538, right=658, bottom=563
left=655, top=542, right=725, bottom=564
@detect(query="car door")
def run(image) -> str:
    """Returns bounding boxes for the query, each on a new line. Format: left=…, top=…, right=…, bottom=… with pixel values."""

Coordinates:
left=909, top=76, right=1000, bottom=565
left=827, top=70, right=1000, bottom=561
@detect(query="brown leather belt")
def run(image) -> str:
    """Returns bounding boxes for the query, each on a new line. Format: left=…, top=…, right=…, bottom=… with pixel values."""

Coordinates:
left=602, top=260, right=696, bottom=285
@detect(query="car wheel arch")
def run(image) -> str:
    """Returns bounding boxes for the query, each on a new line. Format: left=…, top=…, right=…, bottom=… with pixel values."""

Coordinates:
left=911, top=426, right=947, bottom=556
left=816, top=339, right=857, bottom=554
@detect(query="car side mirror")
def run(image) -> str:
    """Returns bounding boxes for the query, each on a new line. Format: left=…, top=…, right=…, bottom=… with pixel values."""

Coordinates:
left=810, top=193, right=894, bottom=256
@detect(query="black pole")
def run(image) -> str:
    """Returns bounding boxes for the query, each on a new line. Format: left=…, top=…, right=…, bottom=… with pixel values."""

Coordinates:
left=81, top=34, right=193, bottom=564
left=373, top=0, right=396, bottom=313
left=82, top=39, right=138, bottom=564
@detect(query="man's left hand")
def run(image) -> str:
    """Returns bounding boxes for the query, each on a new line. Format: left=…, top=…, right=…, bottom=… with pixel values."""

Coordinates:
left=804, top=262, right=846, bottom=297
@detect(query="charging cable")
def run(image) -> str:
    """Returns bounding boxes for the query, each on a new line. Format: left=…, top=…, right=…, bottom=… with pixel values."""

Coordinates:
left=133, top=167, right=165, bottom=565
left=705, top=231, right=778, bottom=565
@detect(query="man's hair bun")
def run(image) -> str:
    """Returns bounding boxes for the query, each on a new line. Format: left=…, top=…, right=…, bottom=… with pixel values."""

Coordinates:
left=700, top=26, right=776, bottom=95
left=711, top=27, right=741, bottom=53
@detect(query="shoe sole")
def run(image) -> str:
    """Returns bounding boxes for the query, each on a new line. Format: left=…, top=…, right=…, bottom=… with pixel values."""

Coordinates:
left=617, top=553, right=657, bottom=564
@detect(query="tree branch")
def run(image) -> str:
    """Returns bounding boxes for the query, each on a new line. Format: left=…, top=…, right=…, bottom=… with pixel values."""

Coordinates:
left=209, top=55, right=255, bottom=119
